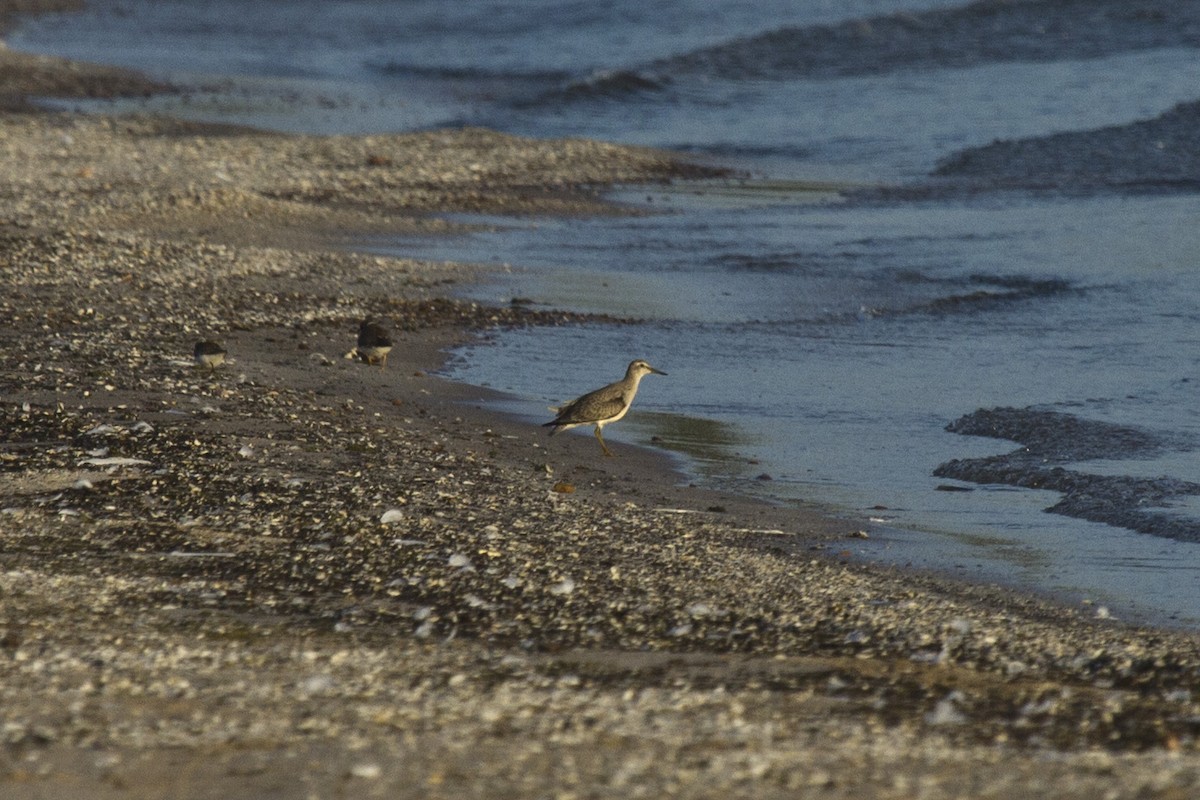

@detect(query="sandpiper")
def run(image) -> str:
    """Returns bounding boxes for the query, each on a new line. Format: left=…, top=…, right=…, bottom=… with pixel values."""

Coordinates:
left=356, top=318, right=393, bottom=367
left=543, top=359, right=666, bottom=457
left=193, top=339, right=227, bottom=371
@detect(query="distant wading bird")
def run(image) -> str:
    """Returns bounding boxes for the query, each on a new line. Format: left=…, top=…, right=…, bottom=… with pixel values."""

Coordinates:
left=193, top=340, right=227, bottom=372
left=356, top=318, right=393, bottom=367
left=543, top=359, right=666, bottom=457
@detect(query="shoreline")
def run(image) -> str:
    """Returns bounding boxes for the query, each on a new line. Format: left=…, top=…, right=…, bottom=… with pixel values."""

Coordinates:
left=4, top=7, right=1200, bottom=796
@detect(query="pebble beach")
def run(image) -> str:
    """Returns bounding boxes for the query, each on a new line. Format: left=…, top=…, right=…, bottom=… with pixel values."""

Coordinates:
left=4, top=3, right=1200, bottom=797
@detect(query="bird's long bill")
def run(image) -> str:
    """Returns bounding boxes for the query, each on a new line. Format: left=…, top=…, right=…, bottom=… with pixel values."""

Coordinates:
left=650, top=366, right=667, bottom=376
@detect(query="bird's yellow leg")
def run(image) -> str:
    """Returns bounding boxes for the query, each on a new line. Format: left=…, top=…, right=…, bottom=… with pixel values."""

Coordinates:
left=595, top=426, right=614, bottom=457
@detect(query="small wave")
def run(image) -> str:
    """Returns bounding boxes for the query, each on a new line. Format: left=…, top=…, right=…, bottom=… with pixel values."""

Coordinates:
left=934, top=99, right=1200, bottom=192
left=845, top=232, right=1010, bottom=247
left=657, top=0, right=1200, bottom=82
left=511, top=67, right=675, bottom=111
left=556, top=68, right=672, bottom=100
left=678, top=142, right=815, bottom=161
left=369, top=60, right=571, bottom=83
left=937, top=407, right=1200, bottom=541
left=919, top=287, right=1058, bottom=314
left=923, top=274, right=1073, bottom=312
left=711, top=251, right=820, bottom=273
left=881, top=274, right=1074, bottom=318
left=509, top=1, right=1200, bottom=112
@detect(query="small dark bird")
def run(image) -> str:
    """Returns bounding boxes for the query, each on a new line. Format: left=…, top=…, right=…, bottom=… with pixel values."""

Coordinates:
left=193, top=340, right=227, bottom=372
left=543, top=359, right=666, bottom=457
left=356, top=318, right=393, bottom=368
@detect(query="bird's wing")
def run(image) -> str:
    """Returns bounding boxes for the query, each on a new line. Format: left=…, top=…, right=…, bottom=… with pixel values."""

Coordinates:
left=547, top=397, right=583, bottom=423
left=551, top=385, right=627, bottom=424
left=579, top=395, right=628, bottom=421
left=359, top=331, right=386, bottom=347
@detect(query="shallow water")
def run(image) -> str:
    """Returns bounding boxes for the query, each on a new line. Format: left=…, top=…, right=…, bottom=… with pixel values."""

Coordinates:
left=399, top=185, right=1200, bottom=626
left=13, top=0, right=1200, bottom=626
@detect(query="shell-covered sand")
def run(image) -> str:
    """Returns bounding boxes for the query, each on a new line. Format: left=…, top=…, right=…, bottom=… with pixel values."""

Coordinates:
left=3, top=6, right=1200, bottom=797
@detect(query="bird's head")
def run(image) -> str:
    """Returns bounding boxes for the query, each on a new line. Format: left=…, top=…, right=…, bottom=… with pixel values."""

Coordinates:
left=627, top=359, right=667, bottom=378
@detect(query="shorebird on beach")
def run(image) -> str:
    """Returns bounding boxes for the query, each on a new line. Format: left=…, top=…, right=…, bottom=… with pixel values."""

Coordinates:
left=356, top=318, right=393, bottom=367
left=192, top=340, right=227, bottom=372
left=543, top=359, right=666, bottom=457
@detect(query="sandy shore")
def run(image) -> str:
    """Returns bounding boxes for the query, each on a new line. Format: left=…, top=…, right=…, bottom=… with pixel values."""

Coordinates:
left=3, top=6, right=1200, bottom=798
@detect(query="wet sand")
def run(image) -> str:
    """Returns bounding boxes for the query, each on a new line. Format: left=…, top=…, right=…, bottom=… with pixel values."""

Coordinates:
left=3, top=4, right=1200, bottom=797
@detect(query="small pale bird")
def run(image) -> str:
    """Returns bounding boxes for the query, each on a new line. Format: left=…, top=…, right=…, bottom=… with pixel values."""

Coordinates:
left=356, top=318, right=393, bottom=367
left=193, top=340, right=227, bottom=371
left=543, top=359, right=666, bottom=457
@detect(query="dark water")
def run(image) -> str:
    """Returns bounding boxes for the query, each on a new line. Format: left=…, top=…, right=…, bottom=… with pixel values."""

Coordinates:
left=13, top=0, right=1200, bottom=626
